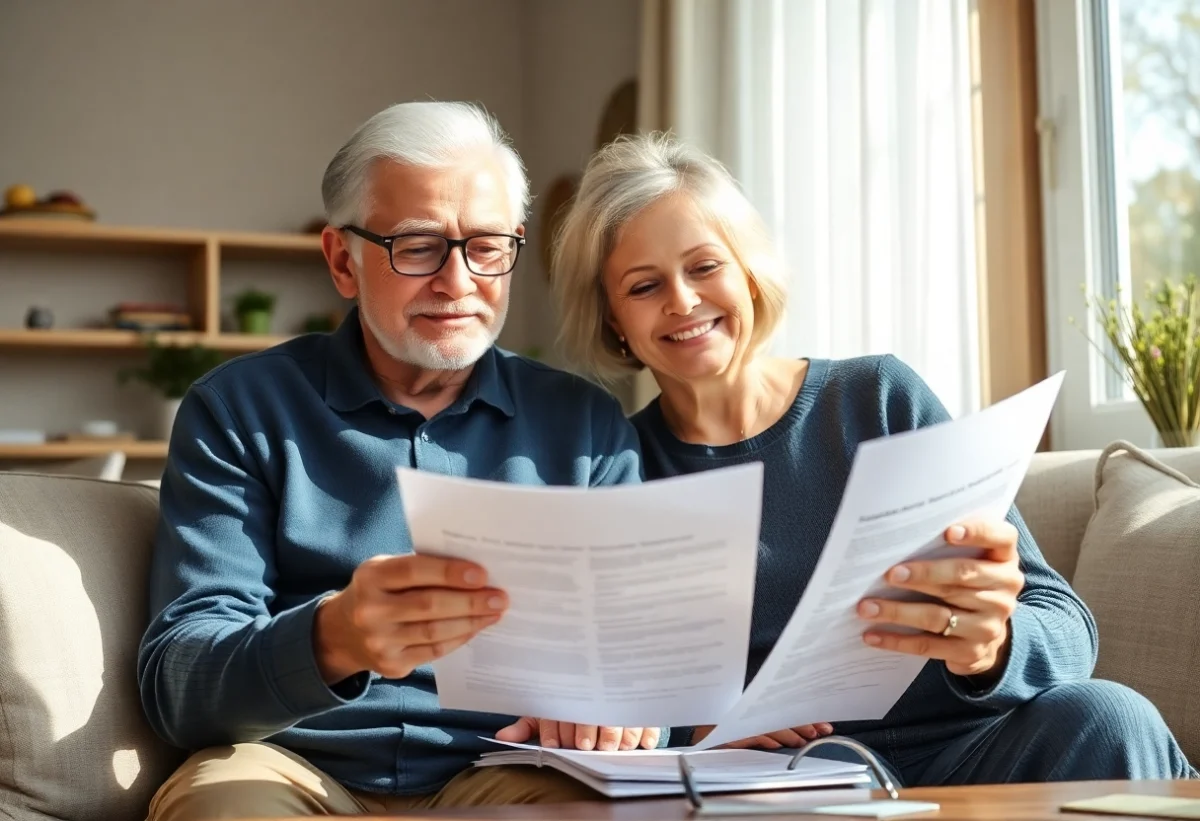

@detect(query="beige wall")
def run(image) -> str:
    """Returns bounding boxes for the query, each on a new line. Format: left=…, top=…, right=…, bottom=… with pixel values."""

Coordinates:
left=518, top=0, right=640, bottom=376
left=0, top=0, right=641, bottom=479
left=0, top=0, right=525, bottom=232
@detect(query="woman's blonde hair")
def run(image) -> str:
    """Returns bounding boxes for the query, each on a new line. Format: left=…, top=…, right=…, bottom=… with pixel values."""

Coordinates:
left=550, top=132, right=789, bottom=382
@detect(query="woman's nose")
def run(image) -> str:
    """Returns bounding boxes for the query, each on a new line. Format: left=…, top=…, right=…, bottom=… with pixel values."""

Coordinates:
left=665, top=280, right=701, bottom=315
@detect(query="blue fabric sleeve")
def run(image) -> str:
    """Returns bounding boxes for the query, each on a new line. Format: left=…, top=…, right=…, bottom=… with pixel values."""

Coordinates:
left=591, top=394, right=644, bottom=487
left=945, top=506, right=1099, bottom=707
left=137, top=382, right=366, bottom=749
left=877, top=355, right=1099, bottom=708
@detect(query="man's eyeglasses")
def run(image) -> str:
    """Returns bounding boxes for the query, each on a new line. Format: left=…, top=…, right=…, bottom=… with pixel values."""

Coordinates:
left=341, top=226, right=525, bottom=277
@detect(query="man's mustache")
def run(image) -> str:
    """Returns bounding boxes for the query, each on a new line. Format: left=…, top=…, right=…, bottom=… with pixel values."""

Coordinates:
left=403, top=299, right=495, bottom=323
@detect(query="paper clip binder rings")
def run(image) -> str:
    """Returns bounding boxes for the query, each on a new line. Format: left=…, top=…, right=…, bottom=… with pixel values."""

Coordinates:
left=677, top=736, right=906, bottom=817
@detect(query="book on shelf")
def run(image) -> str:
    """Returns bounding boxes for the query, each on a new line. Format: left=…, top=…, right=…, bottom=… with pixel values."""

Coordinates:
left=108, top=302, right=194, bottom=332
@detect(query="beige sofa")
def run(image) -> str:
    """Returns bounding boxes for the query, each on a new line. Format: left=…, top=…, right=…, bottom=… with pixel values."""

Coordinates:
left=1, top=443, right=1198, bottom=821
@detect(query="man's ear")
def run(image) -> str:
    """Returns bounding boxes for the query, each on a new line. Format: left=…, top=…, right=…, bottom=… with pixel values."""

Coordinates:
left=323, top=226, right=359, bottom=300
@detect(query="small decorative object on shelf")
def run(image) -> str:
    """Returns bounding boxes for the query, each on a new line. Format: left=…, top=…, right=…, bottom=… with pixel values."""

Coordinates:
left=118, top=338, right=225, bottom=439
left=1077, top=275, right=1200, bottom=447
left=0, top=429, right=46, bottom=445
left=51, top=423, right=137, bottom=444
left=24, top=305, right=54, bottom=329
left=52, top=420, right=137, bottom=444
left=108, top=301, right=193, bottom=331
left=233, top=288, right=277, bottom=335
left=1, top=183, right=96, bottom=221
left=4, top=183, right=36, bottom=209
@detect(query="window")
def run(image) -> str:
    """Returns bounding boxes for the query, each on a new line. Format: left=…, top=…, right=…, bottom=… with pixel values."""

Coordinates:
left=1036, top=0, right=1198, bottom=449
left=1117, top=2, right=1200, bottom=301
left=1103, top=0, right=1200, bottom=401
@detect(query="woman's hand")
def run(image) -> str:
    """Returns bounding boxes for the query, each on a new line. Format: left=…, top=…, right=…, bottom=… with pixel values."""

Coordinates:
left=690, top=723, right=834, bottom=750
left=495, top=717, right=660, bottom=751
left=857, top=518, right=1024, bottom=678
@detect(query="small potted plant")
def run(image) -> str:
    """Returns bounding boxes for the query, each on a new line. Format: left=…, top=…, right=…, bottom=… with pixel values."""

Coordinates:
left=1078, top=275, right=1200, bottom=447
left=234, top=288, right=276, bottom=334
left=119, top=338, right=224, bottom=439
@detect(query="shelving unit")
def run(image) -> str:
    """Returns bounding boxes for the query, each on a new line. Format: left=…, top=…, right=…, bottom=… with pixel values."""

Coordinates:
left=0, top=440, right=168, bottom=460
left=0, top=220, right=322, bottom=339
left=0, top=219, right=327, bottom=460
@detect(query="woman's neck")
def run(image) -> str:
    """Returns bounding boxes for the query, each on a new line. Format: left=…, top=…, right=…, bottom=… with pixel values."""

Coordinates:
left=656, top=358, right=807, bottom=446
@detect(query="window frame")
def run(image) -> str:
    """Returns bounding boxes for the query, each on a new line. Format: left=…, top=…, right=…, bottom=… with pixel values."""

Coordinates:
left=1036, top=0, right=1154, bottom=450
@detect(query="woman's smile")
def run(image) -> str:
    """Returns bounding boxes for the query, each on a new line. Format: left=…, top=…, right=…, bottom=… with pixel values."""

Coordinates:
left=663, top=317, right=722, bottom=344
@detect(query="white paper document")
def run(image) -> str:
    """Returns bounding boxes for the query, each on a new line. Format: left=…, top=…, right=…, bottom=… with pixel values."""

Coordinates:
left=398, top=463, right=763, bottom=728
left=692, top=372, right=1065, bottom=749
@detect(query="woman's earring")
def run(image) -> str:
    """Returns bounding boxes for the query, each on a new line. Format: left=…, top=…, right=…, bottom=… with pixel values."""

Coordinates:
left=619, top=336, right=629, bottom=359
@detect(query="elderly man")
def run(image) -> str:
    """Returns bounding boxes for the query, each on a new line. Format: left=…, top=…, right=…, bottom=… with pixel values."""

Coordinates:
left=138, top=101, right=655, bottom=820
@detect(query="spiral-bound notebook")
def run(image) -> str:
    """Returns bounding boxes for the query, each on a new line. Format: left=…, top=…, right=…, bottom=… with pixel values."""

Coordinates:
left=474, top=740, right=871, bottom=799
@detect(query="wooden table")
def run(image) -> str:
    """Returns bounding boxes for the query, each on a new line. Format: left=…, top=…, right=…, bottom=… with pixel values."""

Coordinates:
left=296, top=779, right=1199, bottom=820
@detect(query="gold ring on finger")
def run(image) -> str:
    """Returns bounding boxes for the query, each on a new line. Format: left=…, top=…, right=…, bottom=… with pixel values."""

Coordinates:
left=941, top=612, right=959, bottom=637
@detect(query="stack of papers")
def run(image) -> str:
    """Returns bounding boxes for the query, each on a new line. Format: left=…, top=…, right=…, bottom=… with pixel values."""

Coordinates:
left=474, top=740, right=870, bottom=799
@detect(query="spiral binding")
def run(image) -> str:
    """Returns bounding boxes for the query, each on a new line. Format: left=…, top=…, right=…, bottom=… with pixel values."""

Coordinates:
left=787, top=736, right=900, bottom=800
left=677, top=734, right=901, bottom=816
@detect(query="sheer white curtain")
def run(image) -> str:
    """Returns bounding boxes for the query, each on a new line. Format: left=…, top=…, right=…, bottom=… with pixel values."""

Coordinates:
left=637, top=0, right=980, bottom=417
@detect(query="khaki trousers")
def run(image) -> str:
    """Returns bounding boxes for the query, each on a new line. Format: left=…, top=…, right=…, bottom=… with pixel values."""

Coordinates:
left=148, top=742, right=601, bottom=820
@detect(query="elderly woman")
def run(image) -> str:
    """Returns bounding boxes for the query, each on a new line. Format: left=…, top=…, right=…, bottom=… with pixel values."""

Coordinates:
left=549, top=133, right=1196, bottom=785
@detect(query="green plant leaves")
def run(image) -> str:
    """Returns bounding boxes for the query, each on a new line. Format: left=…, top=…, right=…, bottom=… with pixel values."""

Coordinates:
left=117, top=337, right=225, bottom=399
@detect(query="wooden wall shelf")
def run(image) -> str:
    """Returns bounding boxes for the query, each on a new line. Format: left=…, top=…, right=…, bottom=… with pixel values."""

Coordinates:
left=0, top=441, right=169, bottom=460
left=0, top=329, right=292, bottom=352
left=0, top=220, right=322, bottom=256
left=0, top=219, right=325, bottom=338
left=0, top=218, right=324, bottom=345
left=0, top=219, right=330, bottom=463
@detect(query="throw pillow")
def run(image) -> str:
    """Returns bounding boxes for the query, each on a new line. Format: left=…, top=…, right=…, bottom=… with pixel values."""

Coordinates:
left=0, top=473, right=181, bottom=821
left=1072, top=440, right=1200, bottom=763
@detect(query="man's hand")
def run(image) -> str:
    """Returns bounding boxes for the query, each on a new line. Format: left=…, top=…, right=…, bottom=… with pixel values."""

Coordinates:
left=858, top=518, right=1022, bottom=678
left=690, top=723, right=834, bottom=750
left=496, top=717, right=660, bottom=751
left=313, top=554, right=507, bottom=685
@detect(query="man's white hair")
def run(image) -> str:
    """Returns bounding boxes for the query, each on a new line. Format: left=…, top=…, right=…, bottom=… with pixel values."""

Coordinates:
left=321, top=100, right=530, bottom=232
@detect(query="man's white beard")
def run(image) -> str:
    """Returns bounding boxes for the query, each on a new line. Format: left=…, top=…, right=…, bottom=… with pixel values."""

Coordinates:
left=361, top=293, right=509, bottom=371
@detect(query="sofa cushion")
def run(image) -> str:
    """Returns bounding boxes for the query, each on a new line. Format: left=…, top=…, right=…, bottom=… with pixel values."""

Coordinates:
left=1071, top=441, right=1200, bottom=763
left=0, top=473, right=182, bottom=821
left=1015, top=450, right=1106, bottom=583
left=1017, top=447, right=1200, bottom=585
